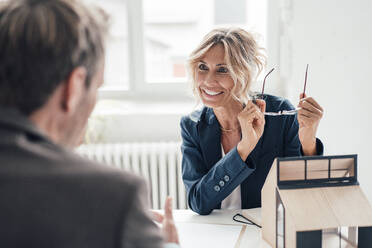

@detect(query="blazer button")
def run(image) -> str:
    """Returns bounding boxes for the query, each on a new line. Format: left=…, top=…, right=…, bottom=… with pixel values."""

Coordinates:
left=214, top=185, right=221, bottom=192
left=219, top=180, right=225, bottom=187
left=224, top=175, right=230, bottom=182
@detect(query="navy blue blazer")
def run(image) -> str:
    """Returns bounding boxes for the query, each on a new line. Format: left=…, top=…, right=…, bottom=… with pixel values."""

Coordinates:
left=180, top=94, right=323, bottom=215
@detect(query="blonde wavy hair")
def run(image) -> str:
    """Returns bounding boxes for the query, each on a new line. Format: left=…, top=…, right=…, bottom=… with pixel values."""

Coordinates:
left=187, top=27, right=266, bottom=104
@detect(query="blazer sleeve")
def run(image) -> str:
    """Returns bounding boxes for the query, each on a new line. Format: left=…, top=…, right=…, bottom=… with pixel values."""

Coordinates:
left=282, top=100, right=324, bottom=157
left=180, top=117, right=256, bottom=215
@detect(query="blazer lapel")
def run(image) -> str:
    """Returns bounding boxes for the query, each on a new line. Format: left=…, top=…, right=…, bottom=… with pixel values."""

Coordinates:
left=197, top=108, right=222, bottom=170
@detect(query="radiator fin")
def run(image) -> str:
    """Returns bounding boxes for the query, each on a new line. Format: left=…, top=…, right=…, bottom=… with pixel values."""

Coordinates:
left=76, top=142, right=187, bottom=209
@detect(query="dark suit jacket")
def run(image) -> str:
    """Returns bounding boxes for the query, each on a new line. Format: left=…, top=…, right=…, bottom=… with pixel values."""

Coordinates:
left=0, top=107, right=163, bottom=248
left=180, top=94, right=323, bottom=215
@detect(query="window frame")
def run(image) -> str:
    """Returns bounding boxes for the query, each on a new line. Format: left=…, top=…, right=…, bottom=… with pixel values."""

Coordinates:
left=99, top=0, right=280, bottom=102
left=99, top=0, right=190, bottom=101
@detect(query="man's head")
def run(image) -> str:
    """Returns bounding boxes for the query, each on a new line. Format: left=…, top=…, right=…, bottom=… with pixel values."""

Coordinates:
left=0, top=0, right=108, bottom=147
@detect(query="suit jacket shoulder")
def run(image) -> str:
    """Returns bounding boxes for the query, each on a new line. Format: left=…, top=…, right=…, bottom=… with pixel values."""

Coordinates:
left=0, top=112, right=162, bottom=248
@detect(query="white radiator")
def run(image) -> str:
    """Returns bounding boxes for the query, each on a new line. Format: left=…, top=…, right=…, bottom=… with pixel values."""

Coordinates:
left=76, top=142, right=187, bottom=210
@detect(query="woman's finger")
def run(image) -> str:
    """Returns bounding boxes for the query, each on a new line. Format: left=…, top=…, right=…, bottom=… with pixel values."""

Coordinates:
left=239, top=105, right=257, bottom=118
left=298, top=110, right=312, bottom=119
left=298, top=110, right=321, bottom=125
left=243, top=100, right=265, bottom=113
left=243, top=100, right=255, bottom=110
left=299, top=101, right=323, bottom=117
left=299, top=97, right=323, bottom=112
left=254, top=99, right=266, bottom=113
left=241, top=104, right=255, bottom=114
left=242, top=108, right=263, bottom=122
left=251, top=110, right=265, bottom=127
left=297, top=114, right=313, bottom=126
left=298, top=108, right=321, bottom=120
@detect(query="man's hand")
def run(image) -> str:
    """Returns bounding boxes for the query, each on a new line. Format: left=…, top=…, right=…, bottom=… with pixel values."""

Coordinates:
left=152, top=197, right=180, bottom=244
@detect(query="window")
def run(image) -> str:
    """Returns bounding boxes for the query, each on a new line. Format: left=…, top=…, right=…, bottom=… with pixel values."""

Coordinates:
left=85, top=0, right=129, bottom=90
left=88, top=0, right=268, bottom=99
left=143, top=0, right=214, bottom=84
left=277, top=155, right=358, bottom=189
left=322, top=227, right=358, bottom=247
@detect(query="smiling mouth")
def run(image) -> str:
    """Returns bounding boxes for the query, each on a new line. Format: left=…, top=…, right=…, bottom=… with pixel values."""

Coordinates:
left=203, top=89, right=224, bottom=96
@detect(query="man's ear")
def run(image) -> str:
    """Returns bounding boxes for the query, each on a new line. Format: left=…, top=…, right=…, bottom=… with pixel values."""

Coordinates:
left=61, top=67, right=87, bottom=114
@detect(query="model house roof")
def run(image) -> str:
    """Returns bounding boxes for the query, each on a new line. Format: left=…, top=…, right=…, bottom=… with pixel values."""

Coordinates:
left=279, top=185, right=372, bottom=231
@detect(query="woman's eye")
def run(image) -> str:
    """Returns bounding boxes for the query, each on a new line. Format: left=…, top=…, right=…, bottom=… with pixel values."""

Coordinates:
left=198, top=64, right=208, bottom=71
left=217, top=67, right=228, bottom=73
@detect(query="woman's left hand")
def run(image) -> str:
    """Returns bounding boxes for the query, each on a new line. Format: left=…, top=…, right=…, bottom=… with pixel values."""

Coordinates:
left=297, top=93, right=323, bottom=155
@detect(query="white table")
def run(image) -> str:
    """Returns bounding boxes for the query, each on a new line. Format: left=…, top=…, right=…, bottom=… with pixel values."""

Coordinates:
left=164, top=209, right=272, bottom=248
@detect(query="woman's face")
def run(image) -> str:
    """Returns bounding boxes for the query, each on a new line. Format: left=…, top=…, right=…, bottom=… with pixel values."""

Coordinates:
left=196, top=44, right=236, bottom=109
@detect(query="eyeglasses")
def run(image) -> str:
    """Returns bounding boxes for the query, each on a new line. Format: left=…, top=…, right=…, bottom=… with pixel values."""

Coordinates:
left=232, top=213, right=262, bottom=228
left=256, top=64, right=309, bottom=116
left=261, top=67, right=275, bottom=98
left=264, top=107, right=301, bottom=116
left=303, top=64, right=309, bottom=95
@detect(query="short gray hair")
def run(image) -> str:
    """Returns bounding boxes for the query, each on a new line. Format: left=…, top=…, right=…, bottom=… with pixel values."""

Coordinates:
left=0, top=0, right=108, bottom=115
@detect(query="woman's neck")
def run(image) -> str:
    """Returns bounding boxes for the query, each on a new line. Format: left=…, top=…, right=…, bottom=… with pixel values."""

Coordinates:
left=213, top=100, right=243, bottom=130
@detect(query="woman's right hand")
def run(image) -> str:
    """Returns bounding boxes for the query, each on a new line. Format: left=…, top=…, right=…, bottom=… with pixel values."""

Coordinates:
left=237, top=99, right=266, bottom=161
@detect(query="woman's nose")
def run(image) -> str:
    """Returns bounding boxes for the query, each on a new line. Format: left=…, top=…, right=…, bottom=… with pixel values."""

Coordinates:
left=204, top=72, right=218, bottom=86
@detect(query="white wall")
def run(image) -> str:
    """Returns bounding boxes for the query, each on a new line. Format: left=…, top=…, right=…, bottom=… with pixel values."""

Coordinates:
left=274, top=0, right=372, bottom=199
left=86, top=100, right=194, bottom=143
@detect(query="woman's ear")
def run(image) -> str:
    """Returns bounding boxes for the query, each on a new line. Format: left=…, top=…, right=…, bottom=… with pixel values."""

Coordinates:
left=61, top=67, right=87, bottom=114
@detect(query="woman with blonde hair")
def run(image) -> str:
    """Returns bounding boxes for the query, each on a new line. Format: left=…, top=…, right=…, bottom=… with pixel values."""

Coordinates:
left=180, top=27, right=324, bottom=215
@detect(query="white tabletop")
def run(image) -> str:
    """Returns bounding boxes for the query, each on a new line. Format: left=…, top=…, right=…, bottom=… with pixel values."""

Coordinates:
left=157, top=209, right=272, bottom=248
